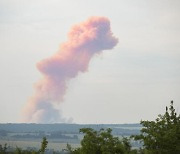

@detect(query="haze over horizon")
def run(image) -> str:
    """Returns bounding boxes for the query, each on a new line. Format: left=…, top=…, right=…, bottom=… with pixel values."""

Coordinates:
left=0, top=0, right=180, bottom=124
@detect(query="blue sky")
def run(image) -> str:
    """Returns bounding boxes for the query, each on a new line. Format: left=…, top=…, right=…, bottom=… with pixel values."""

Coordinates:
left=0, top=0, right=180, bottom=123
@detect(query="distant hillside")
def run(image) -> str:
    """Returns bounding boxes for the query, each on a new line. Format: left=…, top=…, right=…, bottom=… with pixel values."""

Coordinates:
left=0, top=123, right=141, bottom=135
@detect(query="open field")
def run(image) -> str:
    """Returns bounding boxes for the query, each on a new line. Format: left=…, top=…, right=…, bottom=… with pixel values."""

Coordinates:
left=0, top=139, right=80, bottom=151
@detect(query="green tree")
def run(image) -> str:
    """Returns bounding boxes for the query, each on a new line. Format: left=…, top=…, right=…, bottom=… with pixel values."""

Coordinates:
left=67, top=128, right=137, bottom=154
left=15, top=146, right=23, bottom=154
left=132, top=101, right=180, bottom=154
left=39, top=137, right=48, bottom=154
left=0, top=143, right=7, bottom=154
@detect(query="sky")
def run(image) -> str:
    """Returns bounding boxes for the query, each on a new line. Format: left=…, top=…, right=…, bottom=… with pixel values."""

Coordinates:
left=0, top=0, right=180, bottom=124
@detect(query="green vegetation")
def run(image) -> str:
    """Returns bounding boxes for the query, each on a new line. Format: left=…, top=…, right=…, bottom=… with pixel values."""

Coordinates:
left=39, top=137, right=48, bottom=153
left=132, top=101, right=180, bottom=154
left=67, top=128, right=137, bottom=154
left=0, top=137, right=48, bottom=154
left=0, top=143, right=7, bottom=154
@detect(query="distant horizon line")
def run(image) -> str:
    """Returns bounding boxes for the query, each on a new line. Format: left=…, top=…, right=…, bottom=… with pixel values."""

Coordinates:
left=0, top=122, right=140, bottom=125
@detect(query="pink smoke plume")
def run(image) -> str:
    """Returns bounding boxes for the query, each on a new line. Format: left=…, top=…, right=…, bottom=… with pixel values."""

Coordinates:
left=22, top=16, right=118, bottom=123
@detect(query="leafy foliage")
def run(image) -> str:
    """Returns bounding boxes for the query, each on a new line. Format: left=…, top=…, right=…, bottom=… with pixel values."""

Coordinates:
left=0, top=143, right=7, bottom=154
left=67, top=128, right=137, bottom=154
left=39, top=137, right=48, bottom=153
left=132, top=101, right=180, bottom=154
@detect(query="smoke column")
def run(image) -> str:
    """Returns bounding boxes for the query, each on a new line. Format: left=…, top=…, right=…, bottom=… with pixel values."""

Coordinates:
left=22, top=16, right=118, bottom=123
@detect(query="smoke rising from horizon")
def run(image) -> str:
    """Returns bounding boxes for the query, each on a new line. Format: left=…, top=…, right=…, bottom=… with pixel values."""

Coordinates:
left=22, top=16, right=118, bottom=123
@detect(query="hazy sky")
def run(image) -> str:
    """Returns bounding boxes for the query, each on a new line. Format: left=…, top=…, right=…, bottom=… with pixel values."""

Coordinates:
left=0, top=0, right=180, bottom=124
